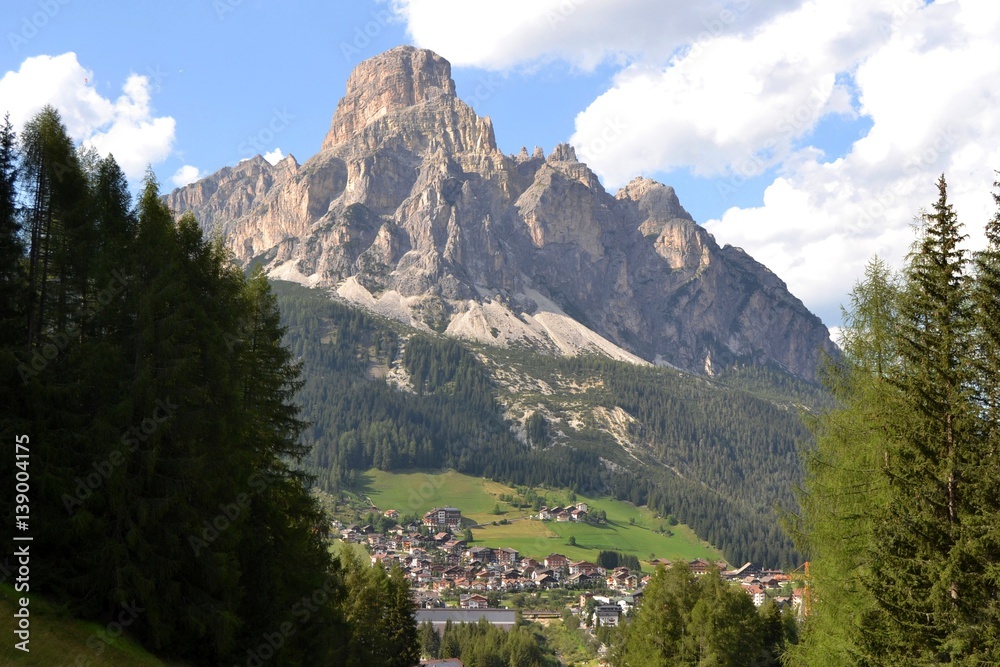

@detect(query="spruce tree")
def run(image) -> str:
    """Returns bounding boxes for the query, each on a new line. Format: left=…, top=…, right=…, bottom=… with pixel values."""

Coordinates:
left=19, top=106, right=89, bottom=346
left=790, top=258, right=901, bottom=667
left=797, top=176, right=1000, bottom=665
left=0, top=113, right=24, bottom=346
left=962, top=176, right=1000, bottom=657
left=859, top=176, right=977, bottom=663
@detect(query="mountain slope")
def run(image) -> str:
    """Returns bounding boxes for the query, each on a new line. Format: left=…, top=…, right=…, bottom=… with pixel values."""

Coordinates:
left=165, top=45, right=836, bottom=380
left=273, top=280, right=820, bottom=567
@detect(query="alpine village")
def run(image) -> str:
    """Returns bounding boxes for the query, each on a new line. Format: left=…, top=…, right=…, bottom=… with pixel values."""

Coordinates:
left=3, top=38, right=1000, bottom=667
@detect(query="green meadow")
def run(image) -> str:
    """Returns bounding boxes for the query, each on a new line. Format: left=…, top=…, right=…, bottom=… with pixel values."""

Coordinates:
left=351, top=469, right=721, bottom=568
left=0, top=583, right=186, bottom=667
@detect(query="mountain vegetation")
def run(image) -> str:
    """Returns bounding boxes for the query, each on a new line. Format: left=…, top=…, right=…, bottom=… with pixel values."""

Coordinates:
left=791, top=175, right=1000, bottom=664
left=0, top=107, right=419, bottom=666
left=609, top=562, right=796, bottom=666
left=274, top=278, right=823, bottom=567
left=420, top=618, right=559, bottom=667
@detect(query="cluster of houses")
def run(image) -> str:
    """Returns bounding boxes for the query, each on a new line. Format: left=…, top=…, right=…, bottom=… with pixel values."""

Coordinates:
left=536, top=502, right=589, bottom=522
left=338, top=507, right=802, bottom=623
left=722, top=561, right=804, bottom=609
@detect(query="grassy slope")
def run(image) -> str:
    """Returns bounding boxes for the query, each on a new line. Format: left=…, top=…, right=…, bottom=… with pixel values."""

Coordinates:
left=0, top=584, right=186, bottom=667
left=353, top=468, right=721, bottom=568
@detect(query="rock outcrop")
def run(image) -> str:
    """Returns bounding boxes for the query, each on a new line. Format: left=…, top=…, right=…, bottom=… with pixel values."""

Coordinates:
left=164, top=45, right=836, bottom=380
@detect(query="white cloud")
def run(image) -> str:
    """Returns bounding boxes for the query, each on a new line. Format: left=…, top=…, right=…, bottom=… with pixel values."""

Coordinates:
left=263, top=148, right=285, bottom=165
left=569, top=0, right=893, bottom=185
left=705, top=0, right=1000, bottom=324
left=0, top=53, right=176, bottom=180
left=171, top=165, right=203, bottom=188
left=395, top=0, right=1000, bottom=327
left=392, top=0, right=800, bottom=70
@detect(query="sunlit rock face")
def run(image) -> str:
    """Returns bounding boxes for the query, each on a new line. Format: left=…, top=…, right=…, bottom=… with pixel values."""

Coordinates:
left=164, top=45, right=836, bottom=380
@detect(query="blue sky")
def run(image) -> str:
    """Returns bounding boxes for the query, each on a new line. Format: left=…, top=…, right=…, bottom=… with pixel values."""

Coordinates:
left=3, top=0, right=1000, bottom=330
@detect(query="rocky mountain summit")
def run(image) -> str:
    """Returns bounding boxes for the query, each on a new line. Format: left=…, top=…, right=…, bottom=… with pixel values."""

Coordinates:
left=165, top=45, right=836, bottom=380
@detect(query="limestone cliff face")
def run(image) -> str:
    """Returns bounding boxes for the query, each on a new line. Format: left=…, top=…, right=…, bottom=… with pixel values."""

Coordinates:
left=164, top=45, right=836, bottom=380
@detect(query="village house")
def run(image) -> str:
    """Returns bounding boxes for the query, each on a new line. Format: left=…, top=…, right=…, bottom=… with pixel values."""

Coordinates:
left=568, top=561, right=602, bottom=577
left=496, top=547, right=519, bottom=566
left=595, top=604, right=623, bottom=627
left=607, top=568, right=639, bottom=591
left=688, top=558, right=712, bottom=575
left=460, top=594, right=490, bottom=609
left=423, top=507, right=463, bottom=529
left=544, top=553, right=568, bottom=571
left=534, top=573, right=556, bottom=588
left=465, top=546, right=495, bottom=564
left=743, top=583, right=768, bottom=607
left=566, top=571, right=600, bottom=586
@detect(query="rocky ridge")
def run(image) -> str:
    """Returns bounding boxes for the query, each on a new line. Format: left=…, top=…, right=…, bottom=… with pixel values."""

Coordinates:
left=165, top=45, right=836, bottom=380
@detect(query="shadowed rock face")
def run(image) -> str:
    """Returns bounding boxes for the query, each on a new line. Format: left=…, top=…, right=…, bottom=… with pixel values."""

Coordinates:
left=164, top=45, right=836, bottom=380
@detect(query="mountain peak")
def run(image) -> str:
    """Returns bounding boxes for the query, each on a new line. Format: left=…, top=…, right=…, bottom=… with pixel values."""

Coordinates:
left=322, top=46, right=462, bottom=150
left=168, top=45, right=835, bottom=380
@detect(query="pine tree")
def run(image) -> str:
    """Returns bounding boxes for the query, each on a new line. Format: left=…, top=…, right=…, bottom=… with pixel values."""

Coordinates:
left=962, top=176, right=1000, bottom=656
left=859, top=176, right=977, bottom=663
left=797, top=176, right=1000, bottom=664
left=0, top=113, right=24, bottom=346
left=19, top=106, right=89, bottom=346
left=790, top=258, right=901, bottom=667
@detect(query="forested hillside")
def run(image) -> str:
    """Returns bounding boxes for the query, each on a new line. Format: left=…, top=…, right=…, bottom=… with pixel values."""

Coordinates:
left=792, top=176, right=1000, bottom=664
left=274, top=280, right=827, bottom=567
left=0, top=108, right=418, bottom=667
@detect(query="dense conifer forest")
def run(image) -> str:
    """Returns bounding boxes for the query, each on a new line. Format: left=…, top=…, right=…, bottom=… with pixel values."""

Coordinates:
left=274, top=278, right=823, bottom=567
left=0, top=107, right=419, bottom=666
left=791, top=176, right=1000, bottom=665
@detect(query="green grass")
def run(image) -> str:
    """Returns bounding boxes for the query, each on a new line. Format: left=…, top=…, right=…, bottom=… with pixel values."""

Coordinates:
left=352, top=468, right=509, bottom=524
left=351, top=469, right=721, bottom=567
left=537, top=618, right=602, bottom=667
left=0, top=583, right=187, bottom=667
left=331, top=539, right=370, bottom=562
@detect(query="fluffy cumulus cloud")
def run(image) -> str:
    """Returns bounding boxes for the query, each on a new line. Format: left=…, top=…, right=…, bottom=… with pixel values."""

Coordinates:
left=171, top=165, right=203, bottom=188
left=705, top=0, right=1000, bottom=322
left=392, top=0, right=800, bottom=70
left=394, top=0, right=1000, bottom=325
left=0, top=52, right=176, bottom=180
left=263, top=148, right=285, bottom=165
